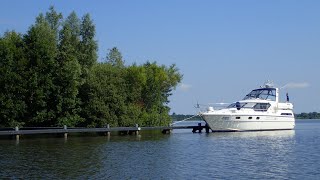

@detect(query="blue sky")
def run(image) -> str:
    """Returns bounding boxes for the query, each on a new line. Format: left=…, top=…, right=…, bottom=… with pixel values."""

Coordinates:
left=1, top=0, right=319, bottom=114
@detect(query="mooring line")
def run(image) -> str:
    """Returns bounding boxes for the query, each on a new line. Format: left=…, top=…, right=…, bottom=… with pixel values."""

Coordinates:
left=171, top=114, right=200, bottom=125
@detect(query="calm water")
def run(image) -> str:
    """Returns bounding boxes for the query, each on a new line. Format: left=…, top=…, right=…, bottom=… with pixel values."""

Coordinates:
left=1, top=120, right=320, bottom=179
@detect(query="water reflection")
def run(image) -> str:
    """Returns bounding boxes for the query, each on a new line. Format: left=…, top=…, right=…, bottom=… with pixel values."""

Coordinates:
left=0, top=137, right=107, bottom=179
left=207, top=130, right=295, bottom=139
left=201, top=130, right=297, bottom=179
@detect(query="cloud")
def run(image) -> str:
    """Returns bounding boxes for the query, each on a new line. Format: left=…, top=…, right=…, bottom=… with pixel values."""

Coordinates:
left=281, top=82, right=310, bottom=89
left=178, top=83, right=192, bottom=92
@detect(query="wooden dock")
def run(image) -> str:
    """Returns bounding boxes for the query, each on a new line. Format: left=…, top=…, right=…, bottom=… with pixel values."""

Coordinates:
left=0, top=123, right=210, bottom=140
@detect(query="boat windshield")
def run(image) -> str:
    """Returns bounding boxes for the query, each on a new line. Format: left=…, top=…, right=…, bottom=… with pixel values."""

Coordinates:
left=243, top=88, right=276, bottom=101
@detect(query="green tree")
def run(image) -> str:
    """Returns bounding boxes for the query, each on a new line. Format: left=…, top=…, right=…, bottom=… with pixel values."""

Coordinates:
left=54, top=12, right=83, bottom=126
left=123, top=64, right=147, bottom=125
left=77, top=13, right=99, bottom=126
left=78, top=14, right=97, bottom=73
left=141, top=62, right=182, bottom=126
left=106, top=47, right=125, bottom=67
left=23, top=14, right=58, bottom=126
left=0, top=31, right=27, bottom=127
left=64, top=11, right=81, bottom=49
left=45, top=6, right=63, bottom=39
left=79, top=63, right=126, bottom=127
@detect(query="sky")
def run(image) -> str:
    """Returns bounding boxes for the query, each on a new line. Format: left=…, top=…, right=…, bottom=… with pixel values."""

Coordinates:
left=1, top=0, right=320, bottom=114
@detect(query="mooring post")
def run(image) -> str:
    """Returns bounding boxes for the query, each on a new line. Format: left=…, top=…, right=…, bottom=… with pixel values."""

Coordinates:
left=205, top=123, right=210, bottom=133
left=63, top=125, right=68, bottom=139
left=162, top=123, right=172, bottom=134
left=106, top=124, right=111, bottom=136
left=135, top=124, right=140, bottom=135
left=198, top=123, right=202, bottom=133
left=162, top=128, right=171, bottom=134
left=15, top=126, right=20, bottom=141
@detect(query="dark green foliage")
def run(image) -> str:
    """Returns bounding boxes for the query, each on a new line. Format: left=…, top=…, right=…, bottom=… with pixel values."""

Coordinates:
left=140, top=62, right=182, bottom=126
left=0, top=32, right=27, bottom=127
left=55, top=14, right=83, bottom=126
left=79, top=63, right=127, bottom=127
left=296, top=112, right=320, bottom=119
left=0, top=7, right=182, bottom=127
left=45, top=5, right=63, bottom=39
left=23, top=14, right=58, bottom=126
left=78, top=14, right=97, bottom=72
left=79, top=49, right=182, bottom=127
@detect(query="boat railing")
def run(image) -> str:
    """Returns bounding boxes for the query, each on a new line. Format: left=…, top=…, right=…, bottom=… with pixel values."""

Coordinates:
left=202, top=105, right=270, bottom=112
left=198, top=103, right=229, bottom=112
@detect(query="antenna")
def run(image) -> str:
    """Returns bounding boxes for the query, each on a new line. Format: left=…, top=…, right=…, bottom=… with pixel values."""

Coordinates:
left=194, top=101, right=200, bottom=108
left=264, top=80, right=274, bottom=88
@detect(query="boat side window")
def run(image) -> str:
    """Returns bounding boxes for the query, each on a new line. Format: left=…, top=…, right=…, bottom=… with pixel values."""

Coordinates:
left=253, top=103, right=271, bottom=112
left=242, top=103, right=256, bottom=108
left=281, top=113, right=293, bottom=116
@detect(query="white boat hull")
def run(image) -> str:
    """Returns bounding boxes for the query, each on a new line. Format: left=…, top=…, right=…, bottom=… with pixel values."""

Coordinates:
left=201, top=114, right=295, bottom=131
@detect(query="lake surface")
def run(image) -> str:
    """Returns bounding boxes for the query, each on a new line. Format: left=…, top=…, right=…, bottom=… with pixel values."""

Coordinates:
left=1, top=120, right=320, bottom=179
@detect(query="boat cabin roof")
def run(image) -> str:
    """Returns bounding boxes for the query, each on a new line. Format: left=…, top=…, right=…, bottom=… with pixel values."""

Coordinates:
left=243, top=88, right=277, bottom=101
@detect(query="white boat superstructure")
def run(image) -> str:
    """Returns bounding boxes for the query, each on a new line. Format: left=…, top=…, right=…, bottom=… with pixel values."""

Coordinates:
left=200, top=82, right=295, bottom=131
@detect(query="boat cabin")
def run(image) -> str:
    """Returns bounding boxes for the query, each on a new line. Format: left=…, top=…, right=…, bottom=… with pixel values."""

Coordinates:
left=226, top=87, right=279, bottom=112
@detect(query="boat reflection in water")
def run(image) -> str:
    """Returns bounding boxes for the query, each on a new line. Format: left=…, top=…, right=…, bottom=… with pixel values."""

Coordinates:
left=207, top=129, right=295, bottom=139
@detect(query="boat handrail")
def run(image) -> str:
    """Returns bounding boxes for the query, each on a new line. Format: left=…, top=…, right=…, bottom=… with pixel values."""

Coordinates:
left=203, top=105, right=271, bottom=112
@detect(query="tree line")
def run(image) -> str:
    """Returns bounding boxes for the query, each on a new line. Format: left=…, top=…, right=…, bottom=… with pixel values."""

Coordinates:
left=295, top=112, right=320, bottom=119
left=0, top=7, right=182, bottom=127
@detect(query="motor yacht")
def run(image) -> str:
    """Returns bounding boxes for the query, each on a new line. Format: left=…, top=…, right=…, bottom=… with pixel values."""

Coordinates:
left=200, top=82, right=295, bottom=131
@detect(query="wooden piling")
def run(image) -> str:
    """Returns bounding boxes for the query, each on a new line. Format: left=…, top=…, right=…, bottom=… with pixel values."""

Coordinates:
left=63, top=125, right=68, bottom=139
left=135, top=124, right=140, bottom=135
left=162, top=129, right=171, bottom=134
left=192, top=123, right=204, bottom=133
left=106, top=124, right=111, bottom=136
left=15, top=126, right=20, bottom=141
left=198, top=123, right=202, bottom=133
left=205, top=124, right=210, bottom=133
